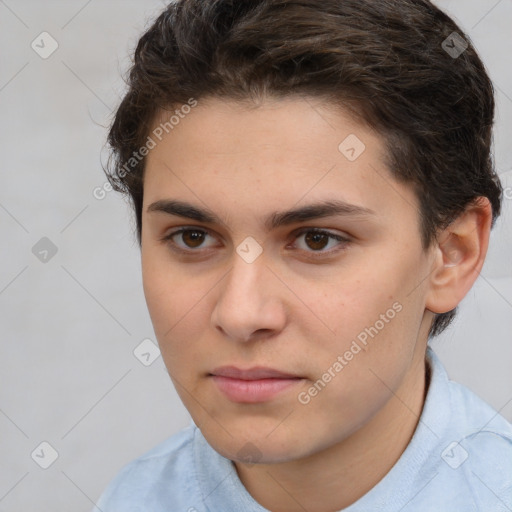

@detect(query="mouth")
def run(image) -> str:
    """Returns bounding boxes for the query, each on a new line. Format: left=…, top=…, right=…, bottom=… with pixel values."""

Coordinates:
left=209, top=366, right=304, bottom=403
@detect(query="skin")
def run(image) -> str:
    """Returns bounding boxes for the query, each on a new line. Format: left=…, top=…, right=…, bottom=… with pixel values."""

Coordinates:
left=140, top=96, right=491, bottom=511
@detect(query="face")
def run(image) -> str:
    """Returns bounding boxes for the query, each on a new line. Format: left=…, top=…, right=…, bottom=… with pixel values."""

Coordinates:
left=141, top=96, right=434, bottom=464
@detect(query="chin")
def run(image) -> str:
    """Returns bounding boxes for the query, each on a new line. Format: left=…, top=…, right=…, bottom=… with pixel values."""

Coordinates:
left=198, top=420, right=314, bottom=465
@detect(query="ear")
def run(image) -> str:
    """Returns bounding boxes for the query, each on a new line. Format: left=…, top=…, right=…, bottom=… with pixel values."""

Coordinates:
left=425, top=197, right=493, bottom=314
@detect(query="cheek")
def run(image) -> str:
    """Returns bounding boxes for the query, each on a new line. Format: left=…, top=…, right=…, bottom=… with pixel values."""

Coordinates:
left=141, top=254, right=218, bottom=368
left=304, top=270, right=403, bottom=344
left=302, top=250, right=425, bottom=380
left=142, top=246, right=204, bottom=325
left=142, top=252, right=193, bottom=345
left=142, top=261, right=179, bottom=338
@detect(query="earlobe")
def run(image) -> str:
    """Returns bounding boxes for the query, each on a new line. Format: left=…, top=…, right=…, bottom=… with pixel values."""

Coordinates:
left=425, top=198, right=492, bottom=314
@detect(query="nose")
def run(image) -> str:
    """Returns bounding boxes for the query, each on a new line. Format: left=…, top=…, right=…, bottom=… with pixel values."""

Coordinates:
left=211, top=253, right=287, bottom=342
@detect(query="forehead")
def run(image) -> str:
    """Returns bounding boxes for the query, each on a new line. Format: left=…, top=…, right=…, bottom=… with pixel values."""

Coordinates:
left=143, top=96, right=418, bottom=224
left=149, top=95, right=381, bottom=160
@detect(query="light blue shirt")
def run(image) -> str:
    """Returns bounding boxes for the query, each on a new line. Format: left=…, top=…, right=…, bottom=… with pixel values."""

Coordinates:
left=94, top=348, right=512, bottom=511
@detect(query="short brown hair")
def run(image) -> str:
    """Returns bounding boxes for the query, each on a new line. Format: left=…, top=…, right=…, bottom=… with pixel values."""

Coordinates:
left=105, top=0, right=503, bottom=337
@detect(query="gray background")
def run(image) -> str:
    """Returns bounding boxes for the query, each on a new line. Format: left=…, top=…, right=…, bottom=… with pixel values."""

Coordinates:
left=0, top=1, right=510, bottom=510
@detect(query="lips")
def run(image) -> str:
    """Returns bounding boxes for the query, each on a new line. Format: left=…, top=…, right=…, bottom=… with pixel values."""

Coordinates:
left=209, top=366, right=303, bottom=403
left=211, top=366, right=299, bottom=380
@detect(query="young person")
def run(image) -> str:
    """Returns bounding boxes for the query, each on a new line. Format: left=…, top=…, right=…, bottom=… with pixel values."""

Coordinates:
left=95, top=0, right=512, bottom=510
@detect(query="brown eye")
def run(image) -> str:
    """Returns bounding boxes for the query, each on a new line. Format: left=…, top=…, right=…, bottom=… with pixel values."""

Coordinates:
left=162, top=227, right=218, bottom=252
left=304, top=231, right=329, bottom=250
left=291, top=228, right=350, bottom=255
left=181, top=229, right=206, bottom=248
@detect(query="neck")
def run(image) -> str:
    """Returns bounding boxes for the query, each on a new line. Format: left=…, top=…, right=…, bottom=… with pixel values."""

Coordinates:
left=235, top=350, right=429, bottom=512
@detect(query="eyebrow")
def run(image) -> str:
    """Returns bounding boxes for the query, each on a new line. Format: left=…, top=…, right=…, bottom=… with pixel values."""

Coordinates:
left=146, top=199, right=375, bottom=230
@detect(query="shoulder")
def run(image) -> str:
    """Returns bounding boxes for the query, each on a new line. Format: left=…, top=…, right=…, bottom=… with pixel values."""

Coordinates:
left=446, top=377, right=512, bottom=484
left=439, top=355, right=512, bottom=449
left=426, top=347, right=512, bottom=439
left=426, top=348, right=512, bottom=509
left=93, top=424, right=203, bottom=512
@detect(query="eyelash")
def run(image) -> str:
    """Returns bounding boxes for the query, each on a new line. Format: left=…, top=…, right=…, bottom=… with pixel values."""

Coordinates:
left=160, top=227, right=351, bottom=258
